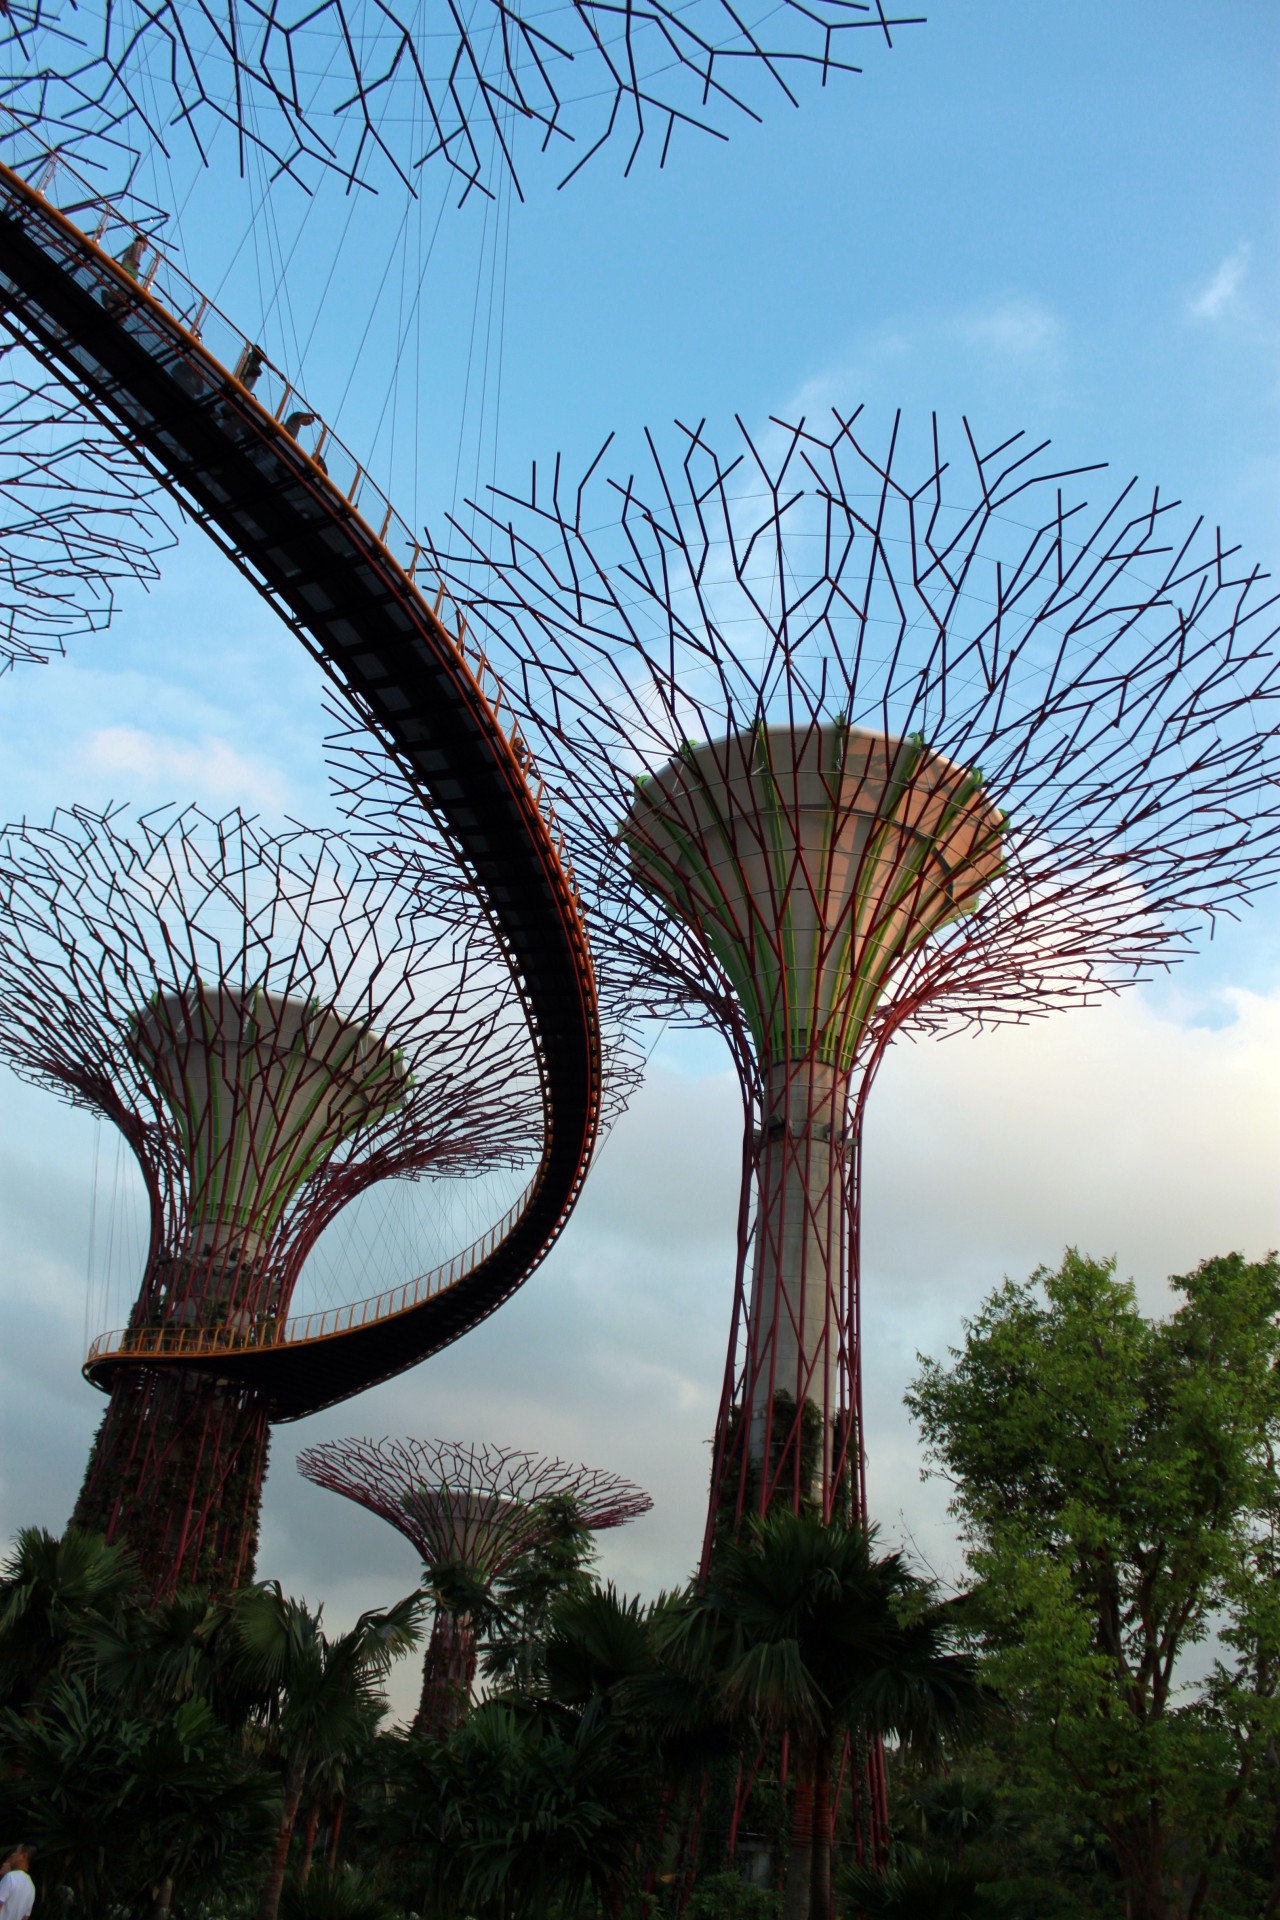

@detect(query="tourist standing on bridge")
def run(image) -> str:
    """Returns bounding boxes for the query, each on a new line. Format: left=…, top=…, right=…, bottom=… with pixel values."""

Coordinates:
left=116, top=232, right=146, bottom=279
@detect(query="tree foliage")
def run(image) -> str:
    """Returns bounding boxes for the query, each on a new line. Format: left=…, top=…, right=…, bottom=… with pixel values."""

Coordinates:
left=908, top=1249, right=1280, bottom=1920
left=660, top=1508, right=987, bottom=1920
left=0, top=1674, right=278, bottom=1909
left=0, top=1524, right=141, bottom=1708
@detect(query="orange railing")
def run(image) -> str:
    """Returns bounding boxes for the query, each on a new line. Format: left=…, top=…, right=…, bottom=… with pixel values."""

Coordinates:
left=84, top=1171, right=538, bottom=1366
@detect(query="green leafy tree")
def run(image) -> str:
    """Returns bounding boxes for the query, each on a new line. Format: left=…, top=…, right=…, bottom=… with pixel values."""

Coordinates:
left=684, top=1870, right=782, bottom=1920
left=908, top=1249, right=1280, bottom=1920
left=887, top=1745, right=1105, bottom=1919
left=659, top=1508, right=986, bottom=1920
left=482, top=1493, right=598, bottom=1691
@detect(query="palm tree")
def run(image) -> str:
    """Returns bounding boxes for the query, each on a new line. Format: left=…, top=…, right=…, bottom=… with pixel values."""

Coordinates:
left=228, top=1584, right=422, bottom=1920
left=658, top=1510, right=989, bottom=1920
left=542, top=1584, right=661, bottom=1723
left=425, top=1699, right=662, bottom=1920
left=841, top=1848, right=1016, bottom=1919
left=86, top=1586, right=268, bottom=1732
left=0, top=1526, right=140, bottom=1708
left=0, top=1672, right=277, bottom=1913
left=543, top=1583, right=734, bottom=1908
left=279, top=1863, right=397, bottom=1920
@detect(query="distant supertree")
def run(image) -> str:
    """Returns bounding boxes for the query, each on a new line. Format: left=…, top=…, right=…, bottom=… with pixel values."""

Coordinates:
left=403, top=406, right=1280, bottom=1560
left=298, top=1436, right=652, bottom=1727
left=0, top=0, right=920, bottom=201
left=0, top=338, right=172, bottom=672
left=0, top=805, right=542, bottom=1595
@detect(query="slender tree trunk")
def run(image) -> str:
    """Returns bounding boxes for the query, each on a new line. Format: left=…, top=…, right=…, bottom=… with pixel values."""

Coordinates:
left=809, top=1741, right=833, bottom=1920
left=1114, top=1812, right=1168, bottom=1920
left=327, top=1795, right=345, bottom=1872
left=784, top=1757, right=816, bottom=1920
left=258, top=1753, right=309, bottom=1920
left=1264, top=1745, right=1280, bottom=1920
left=1265, top=1789, right=1280, bottom=1920
left=151, top=1876, right=174, bottom=1920
left=299, top=1803, right=320, bottom=1885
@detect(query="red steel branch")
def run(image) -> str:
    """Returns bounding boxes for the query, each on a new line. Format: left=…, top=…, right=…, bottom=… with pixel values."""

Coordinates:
left=0, top=338, right=172, bottom=672
left=0, top=0, right=921, bottom=200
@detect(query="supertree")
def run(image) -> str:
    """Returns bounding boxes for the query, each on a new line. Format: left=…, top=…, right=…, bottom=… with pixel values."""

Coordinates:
left=398, top=405, right=1280, bottom=1556
left=0, top=0, right=920, bottom=203
left=0, top=803, right=544, bottom=1596
left=0, top=336, right=172, bottom=671
left=297, top=1436, right=652, bottom=1727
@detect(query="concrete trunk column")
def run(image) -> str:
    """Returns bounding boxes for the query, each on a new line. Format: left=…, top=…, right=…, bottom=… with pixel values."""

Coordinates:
left=746, top=1058, right=848, bottom=1492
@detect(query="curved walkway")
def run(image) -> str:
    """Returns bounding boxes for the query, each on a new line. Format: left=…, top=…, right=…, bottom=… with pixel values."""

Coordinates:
left=0, top=152, right=601, bottom=1420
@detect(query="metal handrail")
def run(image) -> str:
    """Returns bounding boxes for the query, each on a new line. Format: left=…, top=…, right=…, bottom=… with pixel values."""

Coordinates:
left=83, top=1170, right=538, bottom=1363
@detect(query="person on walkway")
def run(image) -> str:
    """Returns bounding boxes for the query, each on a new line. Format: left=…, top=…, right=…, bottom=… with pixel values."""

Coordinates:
left=116, top=233, right=147, bottom=280
left=282, top=410, right=327, bottom=472
left=0, top=1845, right=35, bottom=1920
left=233, top=343, right=265, bottom=392
left=102, top=232, right=147, bottom=312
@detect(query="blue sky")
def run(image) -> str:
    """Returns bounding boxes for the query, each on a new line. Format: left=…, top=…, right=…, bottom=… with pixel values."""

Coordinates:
left=0, top=0, right=1277, bottom=1712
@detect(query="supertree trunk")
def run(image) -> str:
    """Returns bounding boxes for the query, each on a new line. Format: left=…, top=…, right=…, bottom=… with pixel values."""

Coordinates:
left=739, top=1059, right=853, bottom=1516
left=416, top=1609, right=479, bottom=1734
left=72, top=1367, right=270, bottom=1597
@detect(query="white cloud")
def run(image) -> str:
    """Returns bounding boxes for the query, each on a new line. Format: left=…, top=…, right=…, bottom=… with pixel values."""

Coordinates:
left=1188, top=244, right=1251, bottom=323
left=781, top=293, right=1066, bottom=429
left=951, top=294, right=1063, bottom=363
left=83, top=725, right=291, bottom=813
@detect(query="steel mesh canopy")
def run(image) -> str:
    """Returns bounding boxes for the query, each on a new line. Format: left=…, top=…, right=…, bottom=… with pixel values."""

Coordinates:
left=385, top=403, right=1280, bottom=1612
left=0, top=803, right=544, bottom=1333
left=297, top=1435, right=653, bottom=1579
left=0, top=0, right=921, bottom=201
left=412, top=406, right=1280, bottom=1074
left=0, top=338, right=173, bottom=672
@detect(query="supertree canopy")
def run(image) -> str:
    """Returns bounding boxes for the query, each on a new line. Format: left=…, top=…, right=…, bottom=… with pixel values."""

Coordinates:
left=0, top=804, right=543, bottom=1595
left=402, top=406, right=1280, bottom=1549
left=298, top=1435, right=652, bottom=1727
left=0, top=0, right=920, bottom=202
left=0, top=337, right=172, bottom=672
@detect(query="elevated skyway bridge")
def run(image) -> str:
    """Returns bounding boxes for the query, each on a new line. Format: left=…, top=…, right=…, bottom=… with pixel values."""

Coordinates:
left=0, top=149, right=602, bottom=1420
